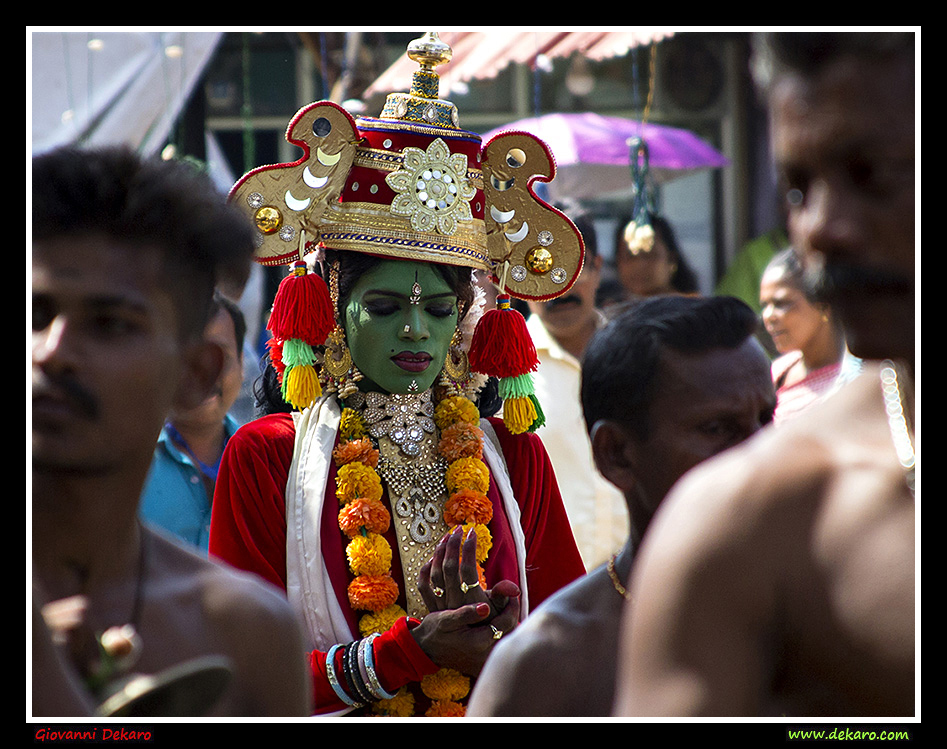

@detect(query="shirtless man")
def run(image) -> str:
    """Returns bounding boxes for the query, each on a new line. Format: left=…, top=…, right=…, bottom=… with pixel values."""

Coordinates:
left=467, top=295, right=776, bottom=716
left=614, top=31, right=916, bottom=718
left=31, top=146, right=310, bottom=717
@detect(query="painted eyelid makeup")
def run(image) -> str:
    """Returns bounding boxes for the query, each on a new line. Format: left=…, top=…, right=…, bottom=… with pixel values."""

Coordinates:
left=363, top=293, right=457, bottom=311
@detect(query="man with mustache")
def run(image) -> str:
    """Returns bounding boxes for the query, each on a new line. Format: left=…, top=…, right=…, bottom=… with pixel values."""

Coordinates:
left=614, top=31, right=916, bottom=718
left=31, top=146, right=310, bottom=716
left=524, top=209, right=627, bottom=571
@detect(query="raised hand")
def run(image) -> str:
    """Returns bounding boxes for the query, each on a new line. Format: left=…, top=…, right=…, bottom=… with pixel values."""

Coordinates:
left=414, top=525, right=521, bottom=675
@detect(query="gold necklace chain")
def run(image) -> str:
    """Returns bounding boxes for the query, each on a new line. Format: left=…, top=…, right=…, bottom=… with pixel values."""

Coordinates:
left=607, top=551, right=632, bottom=601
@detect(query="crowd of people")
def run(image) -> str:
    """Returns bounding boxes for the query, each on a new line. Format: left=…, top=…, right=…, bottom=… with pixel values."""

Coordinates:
left=31, top=30, right=915, bottom=724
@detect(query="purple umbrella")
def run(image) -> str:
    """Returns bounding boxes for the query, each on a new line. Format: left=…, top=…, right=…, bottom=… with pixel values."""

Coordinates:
left=482, top=112, right=729, bottom=200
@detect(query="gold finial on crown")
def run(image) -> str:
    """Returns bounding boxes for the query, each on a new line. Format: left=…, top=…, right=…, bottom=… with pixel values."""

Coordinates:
left=407, top=32, right=453, bottom=72
left=380, top=32, right=459, bottom=128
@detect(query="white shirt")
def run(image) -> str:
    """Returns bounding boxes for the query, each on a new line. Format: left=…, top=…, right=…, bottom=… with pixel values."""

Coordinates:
left=527, top=314, right=629, bottom=571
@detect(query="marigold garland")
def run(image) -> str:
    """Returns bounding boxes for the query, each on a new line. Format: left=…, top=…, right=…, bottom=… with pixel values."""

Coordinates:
left=373, top=688, right=415, bottom=717
left=446, top=456, right=490, bottom=494
left=334, top=390, right=494, bottom=716
left=438, top=421, right=484, bottom=462
left=460, top=521, right=492, bottom=564
left=339, top=408, right=368, bottom=441
left=426, top=699, right=467, bottom=717
left=339, top=497, right=390, bottom=537
left=335, top=462, right=383, bottom=504
left=347, top=574, right=399, bottom=612
left=333, top=437, right=379, bottom=468
left=358, top=604, right=407, bottom=637
left=421, top=668, right=471, bottom=701
left=433, top=395, right=480, bottom=430
left=346, top=533, right=393, bottom=577
left=443, top=489, right=493, bottom=526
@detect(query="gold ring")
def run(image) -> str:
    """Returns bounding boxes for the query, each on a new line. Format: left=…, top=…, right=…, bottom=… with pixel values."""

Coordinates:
left=432, top=586, right=444, bottom=598
left=490, top=625, right=503, bottom=640
left=460, top=581, right=476, bottom=594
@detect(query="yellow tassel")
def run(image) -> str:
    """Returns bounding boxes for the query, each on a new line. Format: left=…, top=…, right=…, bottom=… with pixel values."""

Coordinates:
left=284, top=364, right=321, bottom=410
left=502, top=396, right=537, bottom=435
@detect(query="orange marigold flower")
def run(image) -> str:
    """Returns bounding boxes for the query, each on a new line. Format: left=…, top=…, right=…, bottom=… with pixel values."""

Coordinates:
left=438, top=422, right=484, bottom=462
left=332, top=437, right=379, bottom=468
left=336, top=462, right=383, bottom=504
left=348, top=574, right=399, bottom=612
left=358, top=603, right=407, bottom=636
left=421, top=668, right=470, bottom=702
left=443, top=489, right=493, bottom=526
left=445, top=456, right=490, bottom=494
left=346, top=532, right=392, bottom=577
left=339, top=497, right=390, bottom=537
left=434, top=395, right=480, bottom=430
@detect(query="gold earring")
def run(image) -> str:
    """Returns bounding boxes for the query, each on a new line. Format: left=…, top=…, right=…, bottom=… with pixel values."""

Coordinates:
left=322, top=261, right=362, bottom=398
left=442, top=327, right=470, bottom=384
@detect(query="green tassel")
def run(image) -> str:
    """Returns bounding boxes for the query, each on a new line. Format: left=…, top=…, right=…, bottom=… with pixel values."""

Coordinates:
left=527, top=394, right=545, bottom=432
left=497, top=373, right=536, bottom=400
left=281, top=337, right=316, bottom=369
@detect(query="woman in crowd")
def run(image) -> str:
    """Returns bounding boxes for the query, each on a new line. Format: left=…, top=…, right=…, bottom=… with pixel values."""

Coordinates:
left=759, top=246, right=847, bottom=423
left=614, top=212, right=700, bottom=299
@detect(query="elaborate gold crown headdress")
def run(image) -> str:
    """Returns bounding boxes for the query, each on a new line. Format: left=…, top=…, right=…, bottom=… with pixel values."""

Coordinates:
left=230, top=32, right=585, bottom=431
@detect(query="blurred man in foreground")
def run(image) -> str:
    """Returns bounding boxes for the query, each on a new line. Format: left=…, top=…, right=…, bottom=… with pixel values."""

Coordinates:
left=32, top=146, right=310, bottom=716
left=615, top=31, right=916, bottom=718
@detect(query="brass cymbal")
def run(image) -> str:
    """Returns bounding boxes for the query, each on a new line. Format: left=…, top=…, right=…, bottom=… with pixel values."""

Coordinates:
left=96, top=655, right=233, bottom=718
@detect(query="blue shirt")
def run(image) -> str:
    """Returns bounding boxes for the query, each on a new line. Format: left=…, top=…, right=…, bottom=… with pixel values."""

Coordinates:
left=138, top=414, right=240, bottom=552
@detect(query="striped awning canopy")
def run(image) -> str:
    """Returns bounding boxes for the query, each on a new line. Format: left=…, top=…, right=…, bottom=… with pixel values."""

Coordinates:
left=362, top=29, right=675, bottom=97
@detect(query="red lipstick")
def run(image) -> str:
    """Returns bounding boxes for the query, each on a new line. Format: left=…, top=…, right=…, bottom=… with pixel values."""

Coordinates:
left=391, top=351, right=432, bottom=373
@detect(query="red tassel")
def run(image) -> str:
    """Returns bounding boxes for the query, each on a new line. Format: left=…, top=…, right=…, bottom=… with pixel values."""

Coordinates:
left=468, top=296, right=539, bottom=379
left=267, top=261, right=334, bottom=346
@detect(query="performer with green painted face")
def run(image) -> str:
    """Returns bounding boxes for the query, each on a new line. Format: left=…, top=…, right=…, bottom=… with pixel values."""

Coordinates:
left=210, top=33, right=587, bottom=716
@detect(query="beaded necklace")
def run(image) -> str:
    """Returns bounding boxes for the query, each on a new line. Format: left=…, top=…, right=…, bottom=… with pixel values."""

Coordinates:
left=880, top=360, right=915, bottom=497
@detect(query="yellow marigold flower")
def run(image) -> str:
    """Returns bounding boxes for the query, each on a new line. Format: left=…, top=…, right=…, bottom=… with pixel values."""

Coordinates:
left=372, top=688, right=415, bottom=717
left=348, top=574, right=399, bottom=613
left=335, top=462, right=383, bottom=505
left=358, top=603, right=407, bottom=636
left=332, top=437, right=379, bottom=468
left=446, top=456, right=490, bottom=494
left=339, top=497, right=390, bottom=537
left=461, top=522, right=492, bottom=564
left=438, top=421, right=484, bottom=462
left=434, top=395, right=480, bottom=430
left=443, top=489, right=493, bottom=526
left=421, top=668, right=470, bottom=702
left=426, top=700, right=466, bottom=717
left=346, top=532, right=392, bottom=577
left=339, top=408, right=367, bottom=441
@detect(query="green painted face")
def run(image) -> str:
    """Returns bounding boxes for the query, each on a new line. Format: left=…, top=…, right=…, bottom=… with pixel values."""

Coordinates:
left=343, top=259, right=459, bottom=394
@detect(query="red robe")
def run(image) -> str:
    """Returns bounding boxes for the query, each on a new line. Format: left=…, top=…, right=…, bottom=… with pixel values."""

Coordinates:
left=210, top=412, right=584, bottom=715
